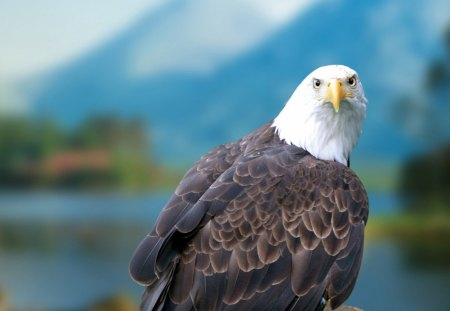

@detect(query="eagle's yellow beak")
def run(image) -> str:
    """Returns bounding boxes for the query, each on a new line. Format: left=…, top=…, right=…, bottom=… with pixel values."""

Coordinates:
left=326, top=79, right=345, bottom=113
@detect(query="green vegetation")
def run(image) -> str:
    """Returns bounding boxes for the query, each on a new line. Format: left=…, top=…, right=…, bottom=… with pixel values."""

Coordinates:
left=366, top=214, right=450, bottom=240
left=366, top=214, right=450, bottom=268
left=398, top=145, right=450, bottom=215
left=0, top=115, right=179, bottom=191
left=89, top=293, right=138, bottom=311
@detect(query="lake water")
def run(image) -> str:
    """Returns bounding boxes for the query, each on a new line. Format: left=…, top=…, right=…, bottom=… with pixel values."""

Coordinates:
left=0, top=192, right=448, bottom=310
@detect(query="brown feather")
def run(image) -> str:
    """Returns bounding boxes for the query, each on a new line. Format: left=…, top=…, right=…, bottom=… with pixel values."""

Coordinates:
left=129, top=122, right=369, bottom=311
left=168, top=259, right=195, bottom=304
left=256, top=233, right=282, bottom=264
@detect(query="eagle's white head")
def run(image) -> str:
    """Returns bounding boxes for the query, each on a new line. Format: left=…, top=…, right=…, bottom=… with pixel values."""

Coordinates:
left=273, top=65, right=367, bottom=166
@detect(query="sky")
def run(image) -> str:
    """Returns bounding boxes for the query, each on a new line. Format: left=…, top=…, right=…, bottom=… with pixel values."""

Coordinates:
left=0, top=0, right=316, bottom=82
left=0, top=0, right=164, bottom=82
left=0, top=0, right=317, bottom=113
left=2, top=0, right=449, bottom=82
left=1, top=0, right=449, bottom=82
left=0, top=0, right=448, bottom=115
left=127, top=0, right=317, bottom=77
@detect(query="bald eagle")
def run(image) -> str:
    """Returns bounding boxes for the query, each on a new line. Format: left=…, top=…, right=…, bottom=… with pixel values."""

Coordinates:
left=130, top=65, right=368, bottom=311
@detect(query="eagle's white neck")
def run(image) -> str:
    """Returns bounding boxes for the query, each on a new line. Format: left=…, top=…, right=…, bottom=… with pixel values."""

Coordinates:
left=272, top=87, right=366, bottom=166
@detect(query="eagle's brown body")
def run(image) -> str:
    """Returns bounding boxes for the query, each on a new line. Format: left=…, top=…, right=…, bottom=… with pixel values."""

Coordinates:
left=129, top=122, right=368, bottom=311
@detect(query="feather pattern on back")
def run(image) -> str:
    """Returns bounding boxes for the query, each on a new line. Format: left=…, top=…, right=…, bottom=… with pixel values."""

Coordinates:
left=129, top=122, right=368, bottom=311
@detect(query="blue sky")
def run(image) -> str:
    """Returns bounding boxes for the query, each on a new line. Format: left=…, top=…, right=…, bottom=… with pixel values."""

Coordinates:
left=1, top=0, right=448, bottom=83
left=0, top=0, right=448, bottom=117
left=0, top=0, right=315, bottom=82
left=0, top=0, right=317, bottom=113
left=0, top=0, right=163, bottom=81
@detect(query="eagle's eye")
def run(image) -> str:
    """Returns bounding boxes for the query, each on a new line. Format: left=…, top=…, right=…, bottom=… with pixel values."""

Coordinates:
left=347, top=75, right=357, bottom=87
left=313, top=78, right=321, bottom=89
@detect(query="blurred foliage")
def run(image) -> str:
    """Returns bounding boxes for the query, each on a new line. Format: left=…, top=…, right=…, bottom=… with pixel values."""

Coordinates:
left=396, top=25, right=450, bottom=215
left=89, top=293, right=138, bottom=311
left=0, top=115, right=177, bottom=191
left=0, top=289, right=9, bottom=311
left=366, top=215, right=450, bottom=268
left=399, top=146, right=450, bottom=214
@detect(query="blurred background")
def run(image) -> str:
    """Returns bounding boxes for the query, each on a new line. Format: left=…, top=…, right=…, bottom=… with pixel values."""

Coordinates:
left=1, top=0, right=449, bottom=310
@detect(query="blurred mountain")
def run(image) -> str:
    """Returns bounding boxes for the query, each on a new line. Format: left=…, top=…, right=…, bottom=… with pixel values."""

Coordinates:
left=27, top=0, right=446, bottom=165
